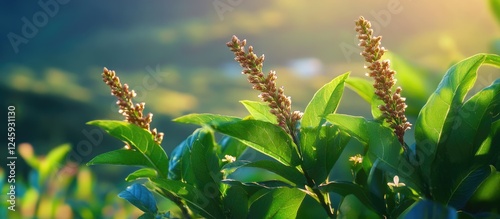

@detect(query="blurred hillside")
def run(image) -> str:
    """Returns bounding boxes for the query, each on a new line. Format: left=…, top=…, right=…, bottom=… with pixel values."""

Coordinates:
left=1, top=0, right=499, bottom=179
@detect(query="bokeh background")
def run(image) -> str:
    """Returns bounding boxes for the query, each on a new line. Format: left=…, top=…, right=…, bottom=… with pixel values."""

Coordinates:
left=1, top=0, right=499, bottom=218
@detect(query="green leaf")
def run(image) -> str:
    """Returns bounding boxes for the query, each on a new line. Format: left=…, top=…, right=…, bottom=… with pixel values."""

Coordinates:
left=88, top=149, right=152, bottom=167
left=189, top=128, right=222, bottom=194
left=168, top=128, right=221, bottom=190
left=338, top=195, right=382, bottom=219
left=118, top=183, right=158, bottom=214
left=490, top=0, right=500, bottom=26
left=248, top=188, right=306, bottom=219
left=319, top=181, right=378, bottom=212
left=326, top=114, right=412, bottom=180
left=302, top=72, right=349, bottom=128
left=443, top=165, right=493, bottom=208
left=239, top=160, right=307, bottom=187
left=398, top=199, right=457, bottom=219
left=87, top=120, right=169, bottom=178
left=429, top=80, right=500, bottom=205
left=173, top=113, right=241, bottom=126
left=415, top=54, right=500, bottom=180
left=126, top=168, right=158, bottom=181
left=152, top=178, right=223, bottom=219
left=168, top=136, right=195, bottom=183
left=475, top=120, right=500, bottom=166
left=345, top=77, right=384, bottom=119
left=176, top=114, right=300, bottom=166
left=223, top=185, right=249, bottom=218
left=300, top=124, right=351, bottom=183
left=345, top=77, right=373, bottom=103
left=219, top=136, right=247, bottom=159
left=240, top=100, right=277, bottom=124
left=39, top=144, right=71, bottom=185
left=222, top=179, right=294, bottom=189
left=444, top=78, right=500, bottom=156
left=300, top=72, right=349, bottom=183
left=213, top=120, right=301, bottom=167
left=467, top=168, right=500, bottom=212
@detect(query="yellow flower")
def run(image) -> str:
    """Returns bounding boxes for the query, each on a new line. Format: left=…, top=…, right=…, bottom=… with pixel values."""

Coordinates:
left=222, top=155, right=236, bottom=163
left=349, top=154, right=363, bottom=165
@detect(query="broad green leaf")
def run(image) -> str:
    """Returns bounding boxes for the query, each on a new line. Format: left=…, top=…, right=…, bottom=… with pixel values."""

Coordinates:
left=302, top=72, right=349, bottom=128
left=475, top=120, right=500, bottom=165
left=446, top=79, right=500, bottom=155
left=346, top=77, right=373, bottom=103
left=430, top=80, right=500, bottom=203
left=297, top=195, right=329, bottom=218
left=248, top=188, right=305, bottom=219
left=176, top=114, right=300, bottom=166
left=118, top=183, right=158, bottom=214
left=240, top=100, right=277, bottom=124
left=437, top=165, right=493, bottom=209
left=126, top=168, right=157, bottom=181
left=222, top=179, right=294, bottom=189
left=39, top=144, right=71, bottom=185
left=345, top=77, right=384, bottom=119
left=168, top=137, right=195, bottom=183
left=87, top=120, right=169, bottom=178
left=300, top=72, right=349, bottom=183
left=415, top=54, right=500, bottom=180
left=300, top=125, right=351, bottom=184
left=168, top=128, right=221, bottom=200
left=152, top=178, right=223, bottom=219
left=325, top=114, right=369, bottom=143
left=189, top=128, right=222, bottom=194
left=467, top=168, right=500, bottom=212
left=223, top=186, right=249, bottom=218
left=239, top=160, right=307, bottom=187
left=173, top=113, right=241, bottom=126
left=398, top=199, right=457, bottom=219
left=339, top=195, right=382, bottom=219
left=490, top=0, right=500, bottom=26
left=320, top=125, right=351, bottom=180
left=326, top=114, right=412, bottom=180
left=213, top=120, right=301, bottom=167
left=218, top=136, right=247, bottom=159
left=366, top=160, right=389, bottom=213
left=225, top=164, right=298, bottom=188
left=88, top=149, right=152, bottom=168
left=319, top=181, right=378, bottom=212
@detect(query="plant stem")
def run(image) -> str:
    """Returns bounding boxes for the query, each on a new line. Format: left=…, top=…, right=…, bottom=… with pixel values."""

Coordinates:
left=292, top=134, right=334, bottom=218
left=304, top=171, right=335, bottom=218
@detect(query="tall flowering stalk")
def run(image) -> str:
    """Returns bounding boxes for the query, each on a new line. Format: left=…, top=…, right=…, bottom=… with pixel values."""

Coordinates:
left=355, top=17, right=411, bottom=147
left=226, top=35, right=302, bottom=136
left=102, top=67, right=164, bottom=144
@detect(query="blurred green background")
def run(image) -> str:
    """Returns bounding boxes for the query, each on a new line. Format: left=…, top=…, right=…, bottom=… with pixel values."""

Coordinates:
left=1, top=0, right=499, bottom=218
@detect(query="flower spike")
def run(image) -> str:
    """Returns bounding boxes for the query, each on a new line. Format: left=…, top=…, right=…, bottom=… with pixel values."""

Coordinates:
left=227, top=35, right=302, bottom=135
left=102, top=67, right=164, bottom=144
left=355, top=17, right=411, bottom=147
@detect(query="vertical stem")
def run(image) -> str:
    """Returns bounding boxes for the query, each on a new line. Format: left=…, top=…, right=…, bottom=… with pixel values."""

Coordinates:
left=292, top=133, right=334, bottom=218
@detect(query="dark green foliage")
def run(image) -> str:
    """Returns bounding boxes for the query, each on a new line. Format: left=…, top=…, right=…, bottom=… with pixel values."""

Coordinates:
left=86, top=39, right=500, bottom=218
